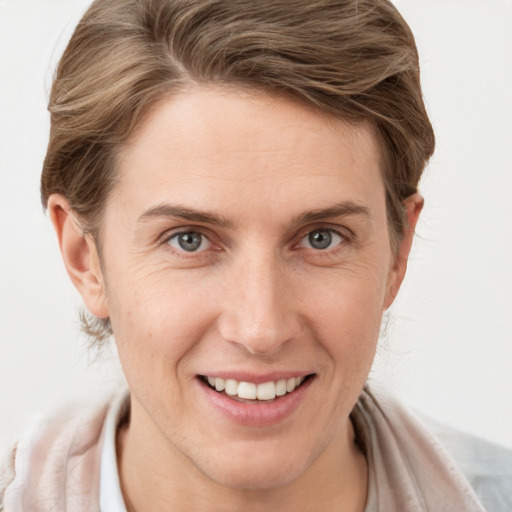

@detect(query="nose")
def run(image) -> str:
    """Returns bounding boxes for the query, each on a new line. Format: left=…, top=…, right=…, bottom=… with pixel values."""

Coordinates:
left=218, top=250, right=301, bottom=356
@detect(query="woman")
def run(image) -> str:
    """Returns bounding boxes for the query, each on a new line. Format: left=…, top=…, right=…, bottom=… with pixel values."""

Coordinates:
left=1, top=0, right=510, bottom=511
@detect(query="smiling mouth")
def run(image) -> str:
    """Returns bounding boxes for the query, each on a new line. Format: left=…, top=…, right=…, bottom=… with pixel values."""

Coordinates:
left=200, top=375, right=315, bottom=402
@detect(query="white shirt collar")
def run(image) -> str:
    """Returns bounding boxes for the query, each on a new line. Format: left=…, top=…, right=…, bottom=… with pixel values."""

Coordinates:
left=99, top=394, right=129, bottom=512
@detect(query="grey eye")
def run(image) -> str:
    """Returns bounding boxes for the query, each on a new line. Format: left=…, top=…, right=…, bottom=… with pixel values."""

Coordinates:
left=300, top=229, right=342, bottom=250
left=168, top=231, right=210, bottom=252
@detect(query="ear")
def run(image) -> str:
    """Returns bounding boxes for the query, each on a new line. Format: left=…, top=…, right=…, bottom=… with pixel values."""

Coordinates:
left=384, top=192, right=424, bottom=309
left=47, top=194, right=109, bottom=319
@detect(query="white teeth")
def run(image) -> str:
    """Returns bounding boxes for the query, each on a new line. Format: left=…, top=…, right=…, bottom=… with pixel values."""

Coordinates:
left=207, top=376, right=308, bottom=400
left=257, top=381, right=276, bottom=400
left=225, top=379, right=238, bottom=396
left=275, top=379, right=287, bottom=396
left=238, top=382, right=257, bottom=400
left=215, top=378, right=225, bottom=392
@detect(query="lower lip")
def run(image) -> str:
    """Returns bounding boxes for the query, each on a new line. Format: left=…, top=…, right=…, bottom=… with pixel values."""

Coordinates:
left=197, top=377, right=314, bottom=427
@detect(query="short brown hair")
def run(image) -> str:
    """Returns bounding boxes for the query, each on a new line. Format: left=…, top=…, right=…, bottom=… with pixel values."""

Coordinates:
left=41, top=0, right=435, bottom=343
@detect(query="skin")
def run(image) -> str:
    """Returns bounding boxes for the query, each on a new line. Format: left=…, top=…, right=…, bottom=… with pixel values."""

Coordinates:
left=49, top=87, right=422, bottom=512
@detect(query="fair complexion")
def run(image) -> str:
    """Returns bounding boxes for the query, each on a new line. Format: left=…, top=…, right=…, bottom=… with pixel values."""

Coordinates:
left=49, top=88, right=422, bottom=512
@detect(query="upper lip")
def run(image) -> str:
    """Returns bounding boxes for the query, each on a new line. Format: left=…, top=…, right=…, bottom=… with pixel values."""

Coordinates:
left=198, top=371, right=314, bottom=384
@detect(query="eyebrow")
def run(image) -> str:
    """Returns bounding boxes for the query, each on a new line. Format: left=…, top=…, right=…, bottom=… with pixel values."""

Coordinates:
left=137, top=204, right=237, bottom=229
left=137, top=200, right=370, bottom=228
left=294, top=201, right=371, bottom=224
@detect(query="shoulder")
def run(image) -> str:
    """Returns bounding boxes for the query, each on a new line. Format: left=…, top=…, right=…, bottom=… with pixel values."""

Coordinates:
left=0, top=391, right=128, bottom=511
left=422, top=415, right=512, bottom=512
left=354, top=386, right=512, bottom=512
left=0, top=443, right=17, bottom=509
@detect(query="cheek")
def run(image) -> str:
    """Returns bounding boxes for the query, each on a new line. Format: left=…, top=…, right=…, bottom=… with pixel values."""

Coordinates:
left=311, top=293, right=382, bottom=364
left=301, top=265, right=388, bottom=370
left=306, top=258, right=389, bottom=323
left=105, top=267, right=218, bottom=387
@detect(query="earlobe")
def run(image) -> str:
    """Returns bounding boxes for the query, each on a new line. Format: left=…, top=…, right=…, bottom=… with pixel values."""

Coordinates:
left=47, top=194, right=109, bottom=319
left=384, top=193, right=424, bottom=309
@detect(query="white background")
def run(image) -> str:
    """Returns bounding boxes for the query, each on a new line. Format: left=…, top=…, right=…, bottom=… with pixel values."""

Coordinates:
left=1, top=0, right=511, bottom=454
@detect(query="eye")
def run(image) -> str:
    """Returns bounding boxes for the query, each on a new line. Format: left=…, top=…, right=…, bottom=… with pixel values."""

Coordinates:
left=299, top=228, right=343, bottom=250
left=167, top=231, right=211, bottom=252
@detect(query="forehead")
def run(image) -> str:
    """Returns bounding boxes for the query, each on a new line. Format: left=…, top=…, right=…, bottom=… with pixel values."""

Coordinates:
left=110, top=87, right=386, bottom=223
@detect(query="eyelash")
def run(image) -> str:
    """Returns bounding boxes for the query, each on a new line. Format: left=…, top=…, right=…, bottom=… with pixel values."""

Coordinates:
left=297, top=227, right=345, bottom=250
left=161, top=228, right=217, bottom=259
left=159, top=225, right=352, bottom=259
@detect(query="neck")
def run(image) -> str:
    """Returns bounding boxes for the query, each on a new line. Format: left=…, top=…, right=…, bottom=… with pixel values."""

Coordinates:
left=117, top=402, right=368, bottom=512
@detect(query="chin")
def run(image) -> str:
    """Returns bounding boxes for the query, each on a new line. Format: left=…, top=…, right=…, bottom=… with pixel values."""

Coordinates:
left=210, top=463, right=306, bottom=491
left=193, top=441, right=317, bottom=491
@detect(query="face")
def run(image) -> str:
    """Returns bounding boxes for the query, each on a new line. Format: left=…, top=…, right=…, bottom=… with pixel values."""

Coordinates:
left=77, top=88, right=411, bottom=490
